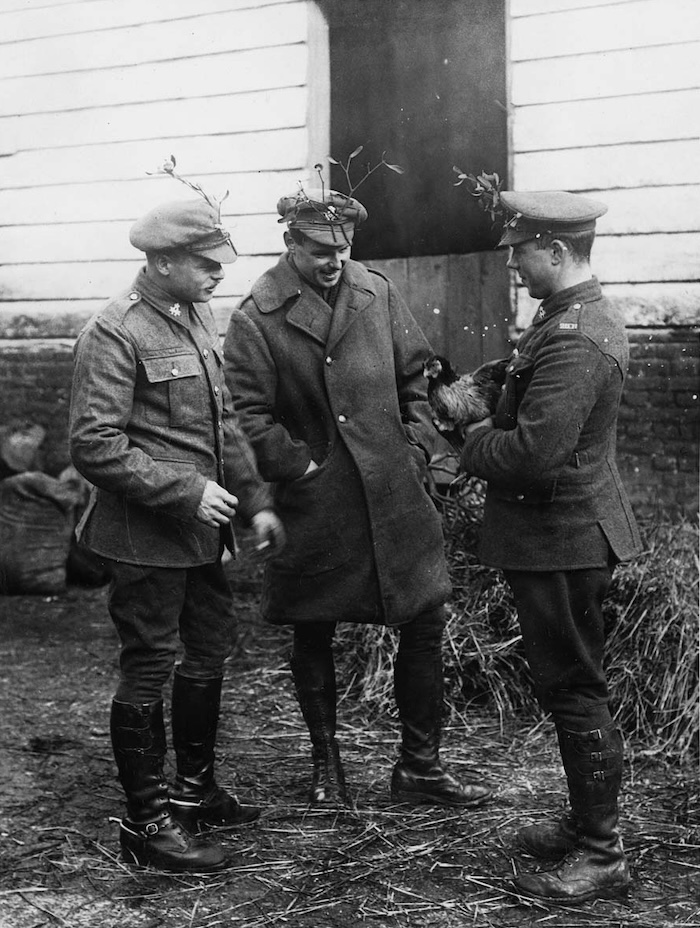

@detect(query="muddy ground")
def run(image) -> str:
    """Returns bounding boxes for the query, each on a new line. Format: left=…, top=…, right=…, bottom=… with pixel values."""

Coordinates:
left=0, top=558, right=698, bottom=928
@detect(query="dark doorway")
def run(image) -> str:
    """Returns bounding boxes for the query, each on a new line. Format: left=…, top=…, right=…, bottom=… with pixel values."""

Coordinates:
left=321, top=0, right=508, bottom=260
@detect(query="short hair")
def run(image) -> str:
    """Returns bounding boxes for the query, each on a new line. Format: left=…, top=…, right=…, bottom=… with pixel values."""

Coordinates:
left=287, top=228, right=309, bottom=246
left=535, top=229, right=596, bottom=263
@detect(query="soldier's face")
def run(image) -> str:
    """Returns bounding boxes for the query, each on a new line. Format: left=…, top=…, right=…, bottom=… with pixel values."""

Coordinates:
left=159, top=253, right=225, bottom=303
left=507, top=240, right=555, bottom=300
left=288, top=236, right=352, bottom=290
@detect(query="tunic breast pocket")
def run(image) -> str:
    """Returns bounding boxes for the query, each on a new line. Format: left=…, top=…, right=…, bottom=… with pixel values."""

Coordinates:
left=140, top=353, right=204, bottom=427
left=496, top=353, right=534, bottom=430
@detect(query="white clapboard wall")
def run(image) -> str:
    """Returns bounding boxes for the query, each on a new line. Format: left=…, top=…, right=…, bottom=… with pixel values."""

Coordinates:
left=0, top=0, right=329, bottom=338
left=509, top=0, right=700, bottom=327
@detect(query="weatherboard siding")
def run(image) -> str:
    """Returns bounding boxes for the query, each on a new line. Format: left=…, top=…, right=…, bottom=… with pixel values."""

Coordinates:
left=509, top=0, right=700, bottom=328
left=0, top=0, right=327, bottom=336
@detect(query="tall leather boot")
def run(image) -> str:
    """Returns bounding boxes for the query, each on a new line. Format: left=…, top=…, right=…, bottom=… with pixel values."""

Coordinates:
left=110, top=699, right=225, bottom=872
left=290, top=649, right=348, bottom=806
left=169, top=672, right=260, bottom=832
left=515, top=725, right=630, bottom=903
left=390, top=622, right=492, bottom=808
left=517, top=812, right=578, bottom=860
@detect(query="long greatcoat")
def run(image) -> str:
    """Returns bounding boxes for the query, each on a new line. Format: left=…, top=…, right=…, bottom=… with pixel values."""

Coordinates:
left=223, top=255, right=451, bottom=625
left=461, top=278, right=641, bottom=571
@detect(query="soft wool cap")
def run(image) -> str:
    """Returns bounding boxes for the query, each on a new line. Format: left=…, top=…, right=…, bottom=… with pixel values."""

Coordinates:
left=277, top=188, right=368, bottom=245
left=129, top=199, right=237, bottom=263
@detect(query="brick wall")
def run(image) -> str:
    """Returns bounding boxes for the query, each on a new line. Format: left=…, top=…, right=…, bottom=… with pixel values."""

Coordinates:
left=617, top=327, right=699, bottom=520
left=0, top=326, right=698, bottom=520
left=0, top=341, right=74, bottom=477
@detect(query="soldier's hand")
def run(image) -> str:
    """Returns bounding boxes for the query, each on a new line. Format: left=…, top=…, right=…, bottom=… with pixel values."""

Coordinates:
left=195, top=481, right=238, bottom=527
left=251, top=509, right=286, bottom=559
left=465, top=416, right=494, bottom=435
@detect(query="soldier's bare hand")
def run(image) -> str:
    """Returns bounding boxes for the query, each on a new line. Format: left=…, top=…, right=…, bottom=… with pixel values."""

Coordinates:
left=195, top=481, right=238, bottom=527
left=465, top=416, right=494, bottom=435
left=251, top=509, right=286, bottom=558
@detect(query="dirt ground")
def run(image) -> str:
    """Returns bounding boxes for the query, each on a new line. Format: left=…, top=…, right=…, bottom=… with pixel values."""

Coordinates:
left=0, top=560, right=698, bottom=928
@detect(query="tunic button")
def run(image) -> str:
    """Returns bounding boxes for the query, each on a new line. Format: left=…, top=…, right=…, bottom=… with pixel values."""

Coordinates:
left=214, top=386, right=220, bottom=395
left=171, top=367, right=179, bottom=376
left=325, top=356, right=333, bottom=365
left=129, top=291, right=139, bottom=301
left=338, top=414, right=347, bottom=423
left=203, top=349, right=209, bottom=359
left=516, top=494, right=525, bottom=501
left=572, top=302, right=582, bottom=309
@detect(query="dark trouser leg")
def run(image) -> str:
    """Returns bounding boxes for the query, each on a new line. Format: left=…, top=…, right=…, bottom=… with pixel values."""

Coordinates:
left=110, top=699, right=224, bottom=871
left=505, top=568, right=629, bottom=902
left=290, top=622, right=348, bottom=806
left=106, top=561, right=227, bottom=870
left=169, top=561, right=259, bottom=830
left=169, top=672, right=260, bottom=831
left=390, top=607, right=492, bottom=808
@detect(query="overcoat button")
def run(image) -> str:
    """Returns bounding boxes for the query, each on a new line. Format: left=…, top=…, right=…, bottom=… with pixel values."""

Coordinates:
left=203, top=349, right=209, bottom=358
left=171, top=368, right=179, bottom=376
left=325, top=356, right=333, bottom=365
left=338, top=414, right=347, bottom=423
left=214, top=386, right=219, bottom=395
left=516, top=494, right=525, bottom=501
left=129, top=291, right=139, bottom=301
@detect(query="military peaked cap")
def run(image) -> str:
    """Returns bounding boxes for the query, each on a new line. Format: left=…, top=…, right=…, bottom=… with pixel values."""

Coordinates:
left=129, top=199, right=237, bottom=263
left=277, top=188, right=368, bottom=245
left=498, top=190, right=608, bottom=247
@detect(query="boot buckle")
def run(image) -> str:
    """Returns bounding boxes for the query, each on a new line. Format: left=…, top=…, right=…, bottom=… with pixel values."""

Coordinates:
left=592, top=770, right=606, bottom=781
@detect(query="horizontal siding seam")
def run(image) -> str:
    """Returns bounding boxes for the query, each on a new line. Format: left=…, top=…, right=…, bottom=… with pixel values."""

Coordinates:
left=0, top=0, right=306, bottom=47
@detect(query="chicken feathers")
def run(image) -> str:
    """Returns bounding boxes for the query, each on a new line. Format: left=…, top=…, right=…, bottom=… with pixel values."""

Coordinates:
left=423, top=354, right=509, bottom=449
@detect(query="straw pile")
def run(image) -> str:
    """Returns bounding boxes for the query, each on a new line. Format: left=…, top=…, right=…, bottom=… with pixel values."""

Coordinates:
left=335, top=465, right=699, bottom=763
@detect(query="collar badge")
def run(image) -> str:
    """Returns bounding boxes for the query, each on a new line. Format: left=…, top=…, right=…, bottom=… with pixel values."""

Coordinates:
left=537, top=307, right=546, bottom=319
left=169, top=303, right=181, bottom=317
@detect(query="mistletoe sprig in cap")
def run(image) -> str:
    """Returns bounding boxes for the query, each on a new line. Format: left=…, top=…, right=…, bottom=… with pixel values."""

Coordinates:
left=132, top=155, right=237, bottom=263
left=148, top=155, right=230, bottom=222
left=277, top=146, right=404, bottom=245
left=453, top=168, right=504, bottom=224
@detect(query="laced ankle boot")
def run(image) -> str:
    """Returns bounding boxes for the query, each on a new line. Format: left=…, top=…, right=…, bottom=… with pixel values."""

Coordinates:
left=290, top=648, right=348, bottom=807
left=169, top=673, right=260, bottom=832
left=110, top=699, right=225, bottom=872
left=515, top=725, right=629, bottom=904
left=390, top=618, right=491, bottom=808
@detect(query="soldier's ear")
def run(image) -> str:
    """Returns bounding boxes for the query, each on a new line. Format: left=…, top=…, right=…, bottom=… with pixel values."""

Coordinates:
left=283, top=231, right=295, bottom=253
left=550, top=239, right=568, bottom=264
left=152, top=253, right=172, bottom=277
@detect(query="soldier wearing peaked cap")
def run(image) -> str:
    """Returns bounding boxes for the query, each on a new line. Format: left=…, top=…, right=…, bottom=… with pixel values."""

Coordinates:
left=69, top=197, right=285, bottom=872
left=223, top=185, right=493, bottom=811
left=460, top=190, right=642, bottom=904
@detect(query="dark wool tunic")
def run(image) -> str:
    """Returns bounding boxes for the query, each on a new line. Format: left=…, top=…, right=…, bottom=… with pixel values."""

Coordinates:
left=224, top=256, right=451, bottom=625
left=69, top=268, right=271, bottom=567
left=461, top=278, right=641, bottom=571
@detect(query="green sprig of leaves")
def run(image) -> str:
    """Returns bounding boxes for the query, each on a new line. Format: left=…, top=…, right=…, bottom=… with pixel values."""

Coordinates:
left=453, top=168, right=503, bottom=223
left=147, top=155, right=230, bottom=221
left=328, top=146, right=404, bottom=197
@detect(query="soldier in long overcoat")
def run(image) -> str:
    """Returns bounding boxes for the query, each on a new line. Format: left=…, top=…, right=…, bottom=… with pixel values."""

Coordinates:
left=461, top=191, right=642, bottom=905
left=224, top=188, right=492, bottom=810
left=69, top=198, right=285, bottom=873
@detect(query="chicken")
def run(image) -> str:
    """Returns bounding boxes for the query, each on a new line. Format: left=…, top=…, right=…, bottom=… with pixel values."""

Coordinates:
left=422, top=354, right=509, bottom=449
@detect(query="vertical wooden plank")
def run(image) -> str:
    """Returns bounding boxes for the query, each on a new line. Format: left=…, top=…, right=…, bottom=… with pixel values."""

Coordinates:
left=445, top=252, right=512, bottom=370
left=480, top=250, right=514, bottom=361
left=446, top=253, right=483, bottom=372
left=404, top=255, right=450, bottom=352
